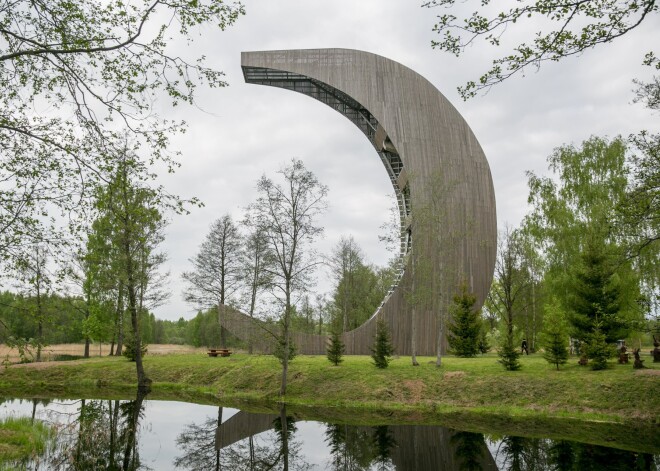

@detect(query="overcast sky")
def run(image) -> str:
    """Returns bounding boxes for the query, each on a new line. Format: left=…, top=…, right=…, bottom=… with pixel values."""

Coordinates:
left=150, top=0, right=659, bottom=321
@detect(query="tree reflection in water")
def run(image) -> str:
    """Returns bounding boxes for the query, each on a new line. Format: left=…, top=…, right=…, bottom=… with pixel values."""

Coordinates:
left=209, top=409, right=496, bottom=470
left=175, top=404, right=312, bottom=470
left=174, top=406, right=224, bottom=470
left=45, top=391, right=147, bottom=470
left=451, top=431, right=489, bottom=471
left=493, top=435, right=658, bottom=471
left=14, top=396, right=656, bottom=471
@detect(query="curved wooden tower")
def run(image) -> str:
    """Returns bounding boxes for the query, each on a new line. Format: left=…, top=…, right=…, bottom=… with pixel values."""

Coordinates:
left=220, top=49, right=496, bottom=355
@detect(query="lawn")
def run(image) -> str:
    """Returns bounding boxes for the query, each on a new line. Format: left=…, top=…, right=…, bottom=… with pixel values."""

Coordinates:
left=0, top=351, right=657, bottom=425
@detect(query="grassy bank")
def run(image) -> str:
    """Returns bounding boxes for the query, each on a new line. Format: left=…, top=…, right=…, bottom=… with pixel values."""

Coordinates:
left=1, top=352, right=658, bottom=422
left=0, top=417, right=55, bottom=463
left=1, top=352, right=658, bottom=452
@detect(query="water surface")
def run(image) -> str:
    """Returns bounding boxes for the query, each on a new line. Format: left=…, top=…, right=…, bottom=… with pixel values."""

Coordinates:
left=0, top=396, right=657, bottom=470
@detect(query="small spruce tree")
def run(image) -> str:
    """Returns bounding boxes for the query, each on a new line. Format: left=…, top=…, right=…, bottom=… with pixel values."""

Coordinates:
left=497, top=334, right=521, bottom=371
left=541, top=297, right=569, bottom=370
left=274, top=338, right=297, bottom=365
left=371, top=317, right=394, bottom=369
left=123, top=333, right=148, bottom=362
left=477, top=328, right=491, bottom=355
left=447, top=284, right=481, bottom=357
left=543, top=330, right=569, bottom=370
left=584, top=322, right=614, bottom=370
left=326, top=330, right=345, bottom=366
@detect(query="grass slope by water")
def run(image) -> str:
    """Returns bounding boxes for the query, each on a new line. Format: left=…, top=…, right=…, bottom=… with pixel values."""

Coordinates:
left=0, top=417, right=55, bottom=465
left=2, top=352, right=659, bottom=453
left=1, top=352, right=657, bottom=424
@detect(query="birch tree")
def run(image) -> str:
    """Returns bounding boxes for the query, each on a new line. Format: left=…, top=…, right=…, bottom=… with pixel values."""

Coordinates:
left=0, top=0, right=243, bottom=258
left=240, top=226, right=273, bottom=353
left=246, top=159, right=327, bottom=396
left=93, top=152, right=170, bottom=390
left=329, top=236, right=363, bottom=333
left=12, top=244, right=51, bottom=361
left=424, top=0, right=658, bottom=99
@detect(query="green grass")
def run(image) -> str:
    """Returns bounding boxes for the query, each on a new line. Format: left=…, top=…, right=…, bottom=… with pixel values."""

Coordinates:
left=1, top=352, right=658, bottom=452
left=0, top=416, right=55, bottom=466
left=0, top=352, right=658, bottom=423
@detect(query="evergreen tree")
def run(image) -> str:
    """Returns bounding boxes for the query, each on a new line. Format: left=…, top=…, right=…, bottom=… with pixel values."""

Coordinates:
left=569, top=237, right=631, bottom=344
left=451, top=431, right=486, bottom=471
left=498, top=334, right=521, bottom=371
left=541, top=297, right=569, bottom=370
left=372, top=426, right=396, bottom=468
left=543, top=331, right=569, bottom=370
left=371, top=318, right=394, bottom=369
left=122, top=332, right=148, bottom=362
left=447, top=284, right=481, bottom=357
left=477, top=328, right=491, bottom=354
left=584, top=322, right=615, bottom=370
left=326, top=330, right=345, bottom=366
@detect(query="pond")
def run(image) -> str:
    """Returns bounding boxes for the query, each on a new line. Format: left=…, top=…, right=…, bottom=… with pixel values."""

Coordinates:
left=0, top=395, right=657, bottom=470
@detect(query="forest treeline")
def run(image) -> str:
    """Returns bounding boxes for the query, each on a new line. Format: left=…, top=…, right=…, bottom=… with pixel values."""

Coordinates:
left=0, top=289, right=207, bottom=347
left=0, top=246, right=398, bottom=352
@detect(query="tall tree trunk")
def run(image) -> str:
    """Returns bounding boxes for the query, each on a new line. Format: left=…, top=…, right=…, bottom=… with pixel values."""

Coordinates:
left=35, top=277, right=43, bottom=361
left=84, top=290, right=91, bottom=358
left=75, top=399, right=86, bottom=464
left=129, top=289, right=149, bottom=390
left=34, top=245, right=45, bottom=362
left=122, top=390, right=146, bottom=470
left=115, top=286, right=125, bottom=356
left=125, top=237, right=150, bottom=390
left=411, top=307, right=419, bottom=366
left=411, top=255, right=419, bottom=366
left=83, top=292, right=91, bottom=358
left=342, top=290, right=348, bottom=333
left=248, top=280, right=258, bottom=354
left=280, top=404, right=289, bottom=471
left=219, top=291, right=227, bottom=349
left=109, top=399, right=120, bottom=469
left=280, top=283, right=291, bottom=396
left=36, top=319, right=43, bottom=362
left=531, top=281, right=537, bottom=352
left=436, top=309, right=444, bottom=367
left=249, top=435, right=255, bottom=470
left=215, top=406, right=222, bottom=471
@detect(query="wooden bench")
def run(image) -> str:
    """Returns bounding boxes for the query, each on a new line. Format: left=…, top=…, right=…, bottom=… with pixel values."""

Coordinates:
left=208, top=348, right=232, bottom=357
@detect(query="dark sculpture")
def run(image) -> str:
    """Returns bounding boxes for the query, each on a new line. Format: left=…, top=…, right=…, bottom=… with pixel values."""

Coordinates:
left=652, top=335, right=660, bottom=363
left=617, top=344, right=629, bottom=364
left=632, top=348, right=646, bottom=369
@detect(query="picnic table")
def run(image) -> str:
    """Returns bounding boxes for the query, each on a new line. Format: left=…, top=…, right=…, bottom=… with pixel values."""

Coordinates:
left=208, top=348, right=232, bottom=357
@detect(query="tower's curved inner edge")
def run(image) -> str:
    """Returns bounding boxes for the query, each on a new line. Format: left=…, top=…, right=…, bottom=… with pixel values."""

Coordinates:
left=242, top=66, right=413, bottom=315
